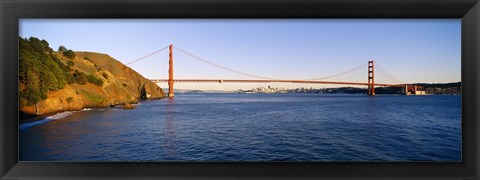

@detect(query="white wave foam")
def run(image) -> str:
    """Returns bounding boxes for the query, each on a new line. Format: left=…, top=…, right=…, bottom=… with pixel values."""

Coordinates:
left=20, top=111, right=73, bottom=130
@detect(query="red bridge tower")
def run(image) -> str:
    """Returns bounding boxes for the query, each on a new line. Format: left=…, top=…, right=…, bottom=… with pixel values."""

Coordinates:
left=368, top=60, right=375, bottom=96
left=168, top=44, right=174, bottom=97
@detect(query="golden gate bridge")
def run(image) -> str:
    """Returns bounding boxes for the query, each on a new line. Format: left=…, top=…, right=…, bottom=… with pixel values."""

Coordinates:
left=126, top=45, right=416, bottom=97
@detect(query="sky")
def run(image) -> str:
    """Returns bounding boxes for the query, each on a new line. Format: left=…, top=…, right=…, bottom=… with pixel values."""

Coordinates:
left=19, top=19, right=461, bottom=91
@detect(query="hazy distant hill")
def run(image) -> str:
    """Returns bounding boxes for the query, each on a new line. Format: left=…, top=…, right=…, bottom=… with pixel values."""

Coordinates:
left=413, top=82, right=461, bottom=94
left=19, top=37, right=165, bottom=117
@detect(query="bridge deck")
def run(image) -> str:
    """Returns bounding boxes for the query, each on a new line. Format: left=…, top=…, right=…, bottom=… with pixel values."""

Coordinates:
left=150, top=79, right=404, bottom=87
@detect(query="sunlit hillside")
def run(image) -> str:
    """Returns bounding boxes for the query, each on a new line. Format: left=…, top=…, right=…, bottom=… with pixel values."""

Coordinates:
left=19, top=37, right=166, bottom=117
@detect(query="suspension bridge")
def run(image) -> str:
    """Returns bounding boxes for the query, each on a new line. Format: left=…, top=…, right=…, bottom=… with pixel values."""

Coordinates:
left=126, top=44, right=418, bottom=97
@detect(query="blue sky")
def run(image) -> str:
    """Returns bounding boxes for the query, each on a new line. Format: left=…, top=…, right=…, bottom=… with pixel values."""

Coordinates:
left=20, top=19, right=461, bottom=90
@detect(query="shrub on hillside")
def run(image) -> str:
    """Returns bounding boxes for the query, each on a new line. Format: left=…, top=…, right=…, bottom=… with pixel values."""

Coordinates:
left=64, top=50, right=76, bottom=59
left=73, top=70, right=88, bottom=85
left=87, top=74, right=104, bottom=86
left=67, top=60, right=74, bottom=66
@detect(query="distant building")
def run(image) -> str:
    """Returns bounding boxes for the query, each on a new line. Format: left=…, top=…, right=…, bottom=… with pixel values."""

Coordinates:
left=403, top=85, right=426, bottom=95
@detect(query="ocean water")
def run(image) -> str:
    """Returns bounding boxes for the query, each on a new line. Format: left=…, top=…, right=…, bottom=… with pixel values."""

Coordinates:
left=19, top=94, right=461, bottom=161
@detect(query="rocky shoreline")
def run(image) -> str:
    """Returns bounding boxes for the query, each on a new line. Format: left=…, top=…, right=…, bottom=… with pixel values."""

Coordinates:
left=20, top=100, right=153, bottom=121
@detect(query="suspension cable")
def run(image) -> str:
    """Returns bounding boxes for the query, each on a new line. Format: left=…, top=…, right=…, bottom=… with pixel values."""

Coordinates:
left=307, top=62, right=367, bottom=80
left=173, top=46, right=276, bottom=80
left=374, top=62, right=403, bottom=83
left=125, top=45, right=170, bottom=65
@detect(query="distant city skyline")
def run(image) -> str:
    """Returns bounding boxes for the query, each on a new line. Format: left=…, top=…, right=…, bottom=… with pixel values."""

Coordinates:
left=20, top=19, right=461, bottom=90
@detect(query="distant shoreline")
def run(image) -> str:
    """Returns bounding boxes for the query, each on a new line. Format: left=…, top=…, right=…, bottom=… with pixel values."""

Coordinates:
left=173, top=91, right=462, bottom=95
left=170, top=82, right=461, bottom=95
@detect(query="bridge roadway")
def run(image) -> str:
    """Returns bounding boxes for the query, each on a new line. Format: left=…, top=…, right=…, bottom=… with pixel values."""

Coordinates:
left=150, top=79, right=405, bottom=87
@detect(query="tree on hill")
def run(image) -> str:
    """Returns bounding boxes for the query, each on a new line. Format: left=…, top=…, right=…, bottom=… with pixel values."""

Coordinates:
left=19, top=36, right=106, bottom=108
left=19, top=37, right=73, bottom=107
left=58, top=45, right=67, bottom=52
left=64, top=50, right=76, bottom=59
left=57, top=45, right=76, bottom=59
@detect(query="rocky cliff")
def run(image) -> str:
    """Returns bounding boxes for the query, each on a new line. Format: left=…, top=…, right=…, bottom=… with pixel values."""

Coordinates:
left=19, top=37, right=165, bottom=116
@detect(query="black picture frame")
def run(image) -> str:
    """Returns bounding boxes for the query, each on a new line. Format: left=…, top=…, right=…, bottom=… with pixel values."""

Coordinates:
left=1, top=0, right=479, bottom=179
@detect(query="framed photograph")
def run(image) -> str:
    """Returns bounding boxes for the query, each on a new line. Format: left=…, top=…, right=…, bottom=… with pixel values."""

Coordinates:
left=1, top=0, right=479, bottom=179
